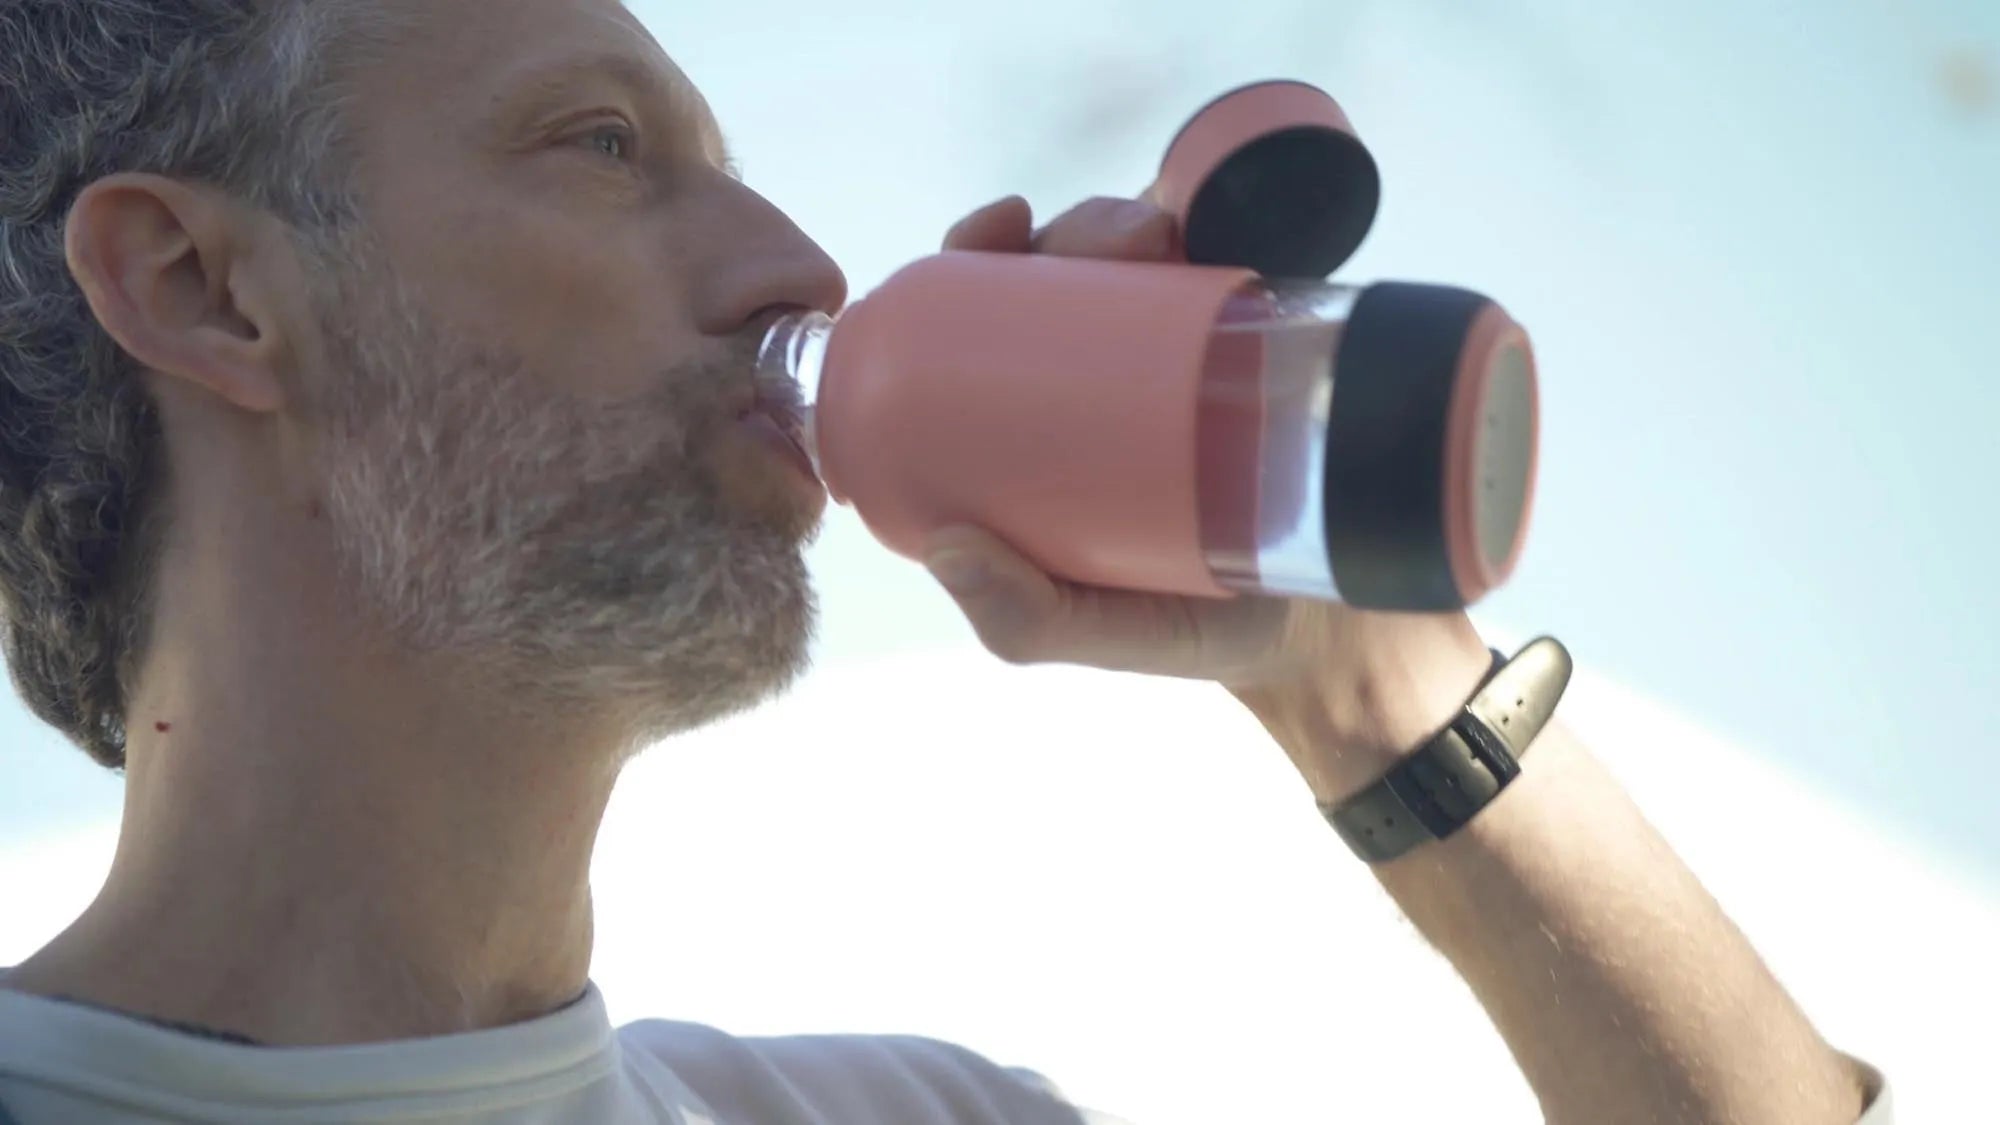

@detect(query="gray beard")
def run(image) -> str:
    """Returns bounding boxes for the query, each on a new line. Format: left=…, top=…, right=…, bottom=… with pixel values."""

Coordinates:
left=306, top=248, right=816, bottom=745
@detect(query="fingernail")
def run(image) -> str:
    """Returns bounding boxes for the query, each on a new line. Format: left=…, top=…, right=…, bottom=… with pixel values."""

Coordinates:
left=927, top=550, right=992, bottom=597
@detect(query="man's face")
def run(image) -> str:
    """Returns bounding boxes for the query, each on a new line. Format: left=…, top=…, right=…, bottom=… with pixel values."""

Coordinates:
left=295, top=0, right=847, bottom=738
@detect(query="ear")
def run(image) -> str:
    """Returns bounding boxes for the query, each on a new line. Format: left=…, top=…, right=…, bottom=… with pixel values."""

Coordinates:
left=64, top=173, right=289, bottom=414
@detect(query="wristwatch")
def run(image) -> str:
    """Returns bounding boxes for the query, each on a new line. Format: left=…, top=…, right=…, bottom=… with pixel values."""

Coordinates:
left=1323, top=637, right=1572, bottom=863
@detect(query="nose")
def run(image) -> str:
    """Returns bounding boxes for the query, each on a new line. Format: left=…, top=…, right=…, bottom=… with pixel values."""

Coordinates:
left=688, top=176, right=849, bottom=337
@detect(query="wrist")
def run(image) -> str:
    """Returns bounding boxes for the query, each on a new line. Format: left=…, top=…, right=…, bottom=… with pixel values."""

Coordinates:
left=1231, top=613, right=1496, bottom=805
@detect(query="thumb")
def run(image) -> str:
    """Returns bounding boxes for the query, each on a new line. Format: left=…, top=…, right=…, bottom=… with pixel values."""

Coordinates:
left=922, top=526, right=1068, bottom=664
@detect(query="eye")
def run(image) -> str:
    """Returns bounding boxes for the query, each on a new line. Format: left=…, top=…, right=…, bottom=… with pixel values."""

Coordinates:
left=577, top=122, right=636, bottom=161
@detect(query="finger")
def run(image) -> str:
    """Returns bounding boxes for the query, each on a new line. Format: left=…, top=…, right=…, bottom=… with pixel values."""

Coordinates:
left=922, top=524, right=1222, bottom=679
left=943, top=195, right=1034, bottom=252
left=1030, top=196, right=1180, bottom=262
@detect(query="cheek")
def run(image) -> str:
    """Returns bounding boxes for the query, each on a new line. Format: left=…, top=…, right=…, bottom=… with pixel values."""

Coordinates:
left=385, top=189, right=701, bottom=400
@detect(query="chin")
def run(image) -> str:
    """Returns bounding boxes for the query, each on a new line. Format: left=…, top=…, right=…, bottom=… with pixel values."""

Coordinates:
left=627, top=615, right=815, bottom=746
left=616, top=541, right=820, bottom=744
left=773, top=498, right=827, bottom=551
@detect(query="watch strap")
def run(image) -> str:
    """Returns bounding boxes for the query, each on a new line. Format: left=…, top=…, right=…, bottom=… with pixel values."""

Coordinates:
left=1324, top=637, right=1573, bottom=863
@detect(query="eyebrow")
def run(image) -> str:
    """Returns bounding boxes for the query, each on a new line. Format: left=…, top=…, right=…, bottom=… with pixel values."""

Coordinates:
left=498, top=51, right=739, bottom=176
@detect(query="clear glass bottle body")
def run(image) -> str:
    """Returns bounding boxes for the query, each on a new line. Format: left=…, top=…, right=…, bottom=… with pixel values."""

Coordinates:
left=1197, top=281, right=1361, bottom=600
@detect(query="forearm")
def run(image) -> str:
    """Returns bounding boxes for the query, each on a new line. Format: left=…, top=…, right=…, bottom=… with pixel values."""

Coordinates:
left=1375, top=720, right=1866, bottom=1125
left=926, top=504, right=1879, bottom=1120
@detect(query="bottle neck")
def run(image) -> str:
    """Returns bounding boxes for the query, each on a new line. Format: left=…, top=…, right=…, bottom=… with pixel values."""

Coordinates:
left=756, top=310, right=835, bottom=480
left=757, top=310, right=834, bottom=407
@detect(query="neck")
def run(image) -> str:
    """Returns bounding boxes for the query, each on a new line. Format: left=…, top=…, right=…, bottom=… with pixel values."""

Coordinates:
left=6, top=478, right=630, bottom=1046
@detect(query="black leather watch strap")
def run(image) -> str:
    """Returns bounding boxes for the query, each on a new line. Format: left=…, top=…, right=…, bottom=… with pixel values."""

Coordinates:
left=1324, top=637, right=1573, bottom=864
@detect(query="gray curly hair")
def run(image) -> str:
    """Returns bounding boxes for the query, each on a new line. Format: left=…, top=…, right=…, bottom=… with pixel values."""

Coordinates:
left=0, top=0, right=377, bottom=768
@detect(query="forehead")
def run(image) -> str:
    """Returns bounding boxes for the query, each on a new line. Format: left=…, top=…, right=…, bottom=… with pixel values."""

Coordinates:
left=351, top=0, right=714, bottom=138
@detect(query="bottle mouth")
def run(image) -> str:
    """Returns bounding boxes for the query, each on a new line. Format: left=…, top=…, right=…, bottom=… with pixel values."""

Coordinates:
left=755, top=310, right=836, bottom=479
left=757, top=310, right=836, bottom=405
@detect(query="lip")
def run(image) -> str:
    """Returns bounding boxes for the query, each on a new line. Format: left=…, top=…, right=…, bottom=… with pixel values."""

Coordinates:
left=736, top=393, right=821, bottom=491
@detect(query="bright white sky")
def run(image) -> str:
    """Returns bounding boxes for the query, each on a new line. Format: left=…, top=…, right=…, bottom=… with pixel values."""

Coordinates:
left=5, top=650, right=1997, bottom=1120
left=3, top=0, right=1997, bottom=1120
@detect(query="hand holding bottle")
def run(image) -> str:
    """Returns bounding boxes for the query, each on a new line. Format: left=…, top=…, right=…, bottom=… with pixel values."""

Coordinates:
left=751, top=75, right=1542, bottom=784
left=922, top=193, right=1501, bottom=805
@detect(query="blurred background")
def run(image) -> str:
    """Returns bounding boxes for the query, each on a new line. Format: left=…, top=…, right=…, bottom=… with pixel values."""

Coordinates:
left=3, top=0, right=1996, bottom=1120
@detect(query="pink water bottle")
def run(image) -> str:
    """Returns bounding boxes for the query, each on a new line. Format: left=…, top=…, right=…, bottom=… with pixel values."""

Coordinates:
left=759, top=82, right=1540, bottom=612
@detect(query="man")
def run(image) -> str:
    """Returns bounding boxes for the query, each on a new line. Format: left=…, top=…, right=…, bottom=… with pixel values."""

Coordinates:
left=0, top=0, right=1887, bottom=1122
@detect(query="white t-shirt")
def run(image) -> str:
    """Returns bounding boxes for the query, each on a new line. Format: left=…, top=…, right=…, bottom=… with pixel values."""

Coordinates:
left=0, top=981, right=1890, bottom=1123
left=0, top=983, right=1125, bottom=1124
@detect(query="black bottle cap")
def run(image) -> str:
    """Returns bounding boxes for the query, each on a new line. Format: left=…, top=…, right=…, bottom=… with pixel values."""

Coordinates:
left=1148, top=80, right=1381, bottom=279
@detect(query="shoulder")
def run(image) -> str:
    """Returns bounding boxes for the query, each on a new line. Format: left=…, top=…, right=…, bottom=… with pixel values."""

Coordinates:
left=618, top=1019, right=1106, bottom=1125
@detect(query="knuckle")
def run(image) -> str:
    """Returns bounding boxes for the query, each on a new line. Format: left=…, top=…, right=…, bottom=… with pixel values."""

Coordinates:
left=1072, top=195, right=1129, bottom=217
left=1039, top=196, right=1118, bottom=233
left=1034, top=196, right=1165, bottom=259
